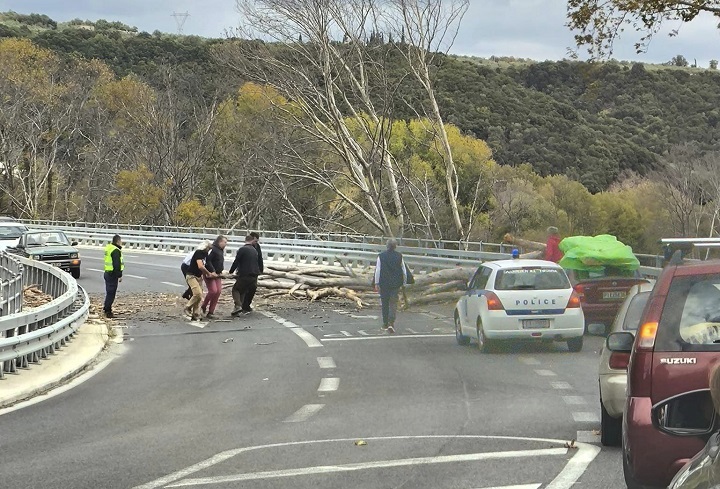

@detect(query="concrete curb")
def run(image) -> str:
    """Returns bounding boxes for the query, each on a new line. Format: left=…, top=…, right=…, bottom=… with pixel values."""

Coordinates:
left=0, top=321, right=112, bottom=409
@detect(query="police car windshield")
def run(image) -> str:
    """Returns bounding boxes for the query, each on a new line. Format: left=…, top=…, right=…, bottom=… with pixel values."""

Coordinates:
left=495, top=267, right=570, bottom=291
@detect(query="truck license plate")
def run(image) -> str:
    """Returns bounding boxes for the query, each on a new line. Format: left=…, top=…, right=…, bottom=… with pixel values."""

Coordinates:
left=522, top=319, right=550, bottom=329
left=603, top=291, right=626, bottom=300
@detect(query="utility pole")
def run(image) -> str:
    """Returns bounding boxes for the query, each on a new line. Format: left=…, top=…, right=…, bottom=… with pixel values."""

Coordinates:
left=171, top=11, right=190, bottom=35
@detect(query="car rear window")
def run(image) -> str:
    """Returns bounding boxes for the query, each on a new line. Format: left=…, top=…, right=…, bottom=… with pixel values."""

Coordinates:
left=622, top=292, right=649, bottom=331
left=495, top=267, right=570, bottom=290
left=656, top=274, right=720, bottom=351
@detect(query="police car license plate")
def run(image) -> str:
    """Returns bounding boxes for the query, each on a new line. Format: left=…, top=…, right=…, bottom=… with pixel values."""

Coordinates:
left=522, top=319, right=550, bottom=329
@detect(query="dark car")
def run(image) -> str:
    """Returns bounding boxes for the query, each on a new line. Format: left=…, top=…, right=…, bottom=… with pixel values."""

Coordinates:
left=610, top=241, right=720, bottom=488
left=567, top=268, right=650, bottom=333
left=7, top=230, right=81, bottom=278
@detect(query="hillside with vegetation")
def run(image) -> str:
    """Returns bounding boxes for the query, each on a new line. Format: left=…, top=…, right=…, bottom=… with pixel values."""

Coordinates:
left=1, top=9, right=719, bottom=252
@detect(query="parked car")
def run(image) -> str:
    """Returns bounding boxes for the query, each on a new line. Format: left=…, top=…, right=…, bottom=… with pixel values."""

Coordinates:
left=0, top=221, right=29, bottom=251
left=567, top=268, right=650, bottom=334
left=595, top=282, right=654, bottom=447
left=454, top=259, right=584, bottom=352
left=611, top=244, right=720, bottom=488
left=6, top=230, right=81, bottom=278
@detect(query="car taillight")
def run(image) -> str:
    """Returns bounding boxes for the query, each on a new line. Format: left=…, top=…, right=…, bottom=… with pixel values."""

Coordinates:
left=637, top=321, right=658, bottom=349
left=566, top=290, right=582, bottom=308
left=485, top=292, right=505, bottom=311
left=609, top=352, right=631, bottom=370
left=574, top=284, right=585, bottom=298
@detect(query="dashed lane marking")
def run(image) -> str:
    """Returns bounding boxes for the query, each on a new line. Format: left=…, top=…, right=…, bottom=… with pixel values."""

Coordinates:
left=87, top=268, right=104, bottom=272
left=534, top=369, right=557, bottom=377
left=561, top=396, right=587, bottom=406
left=550, top=381, right=572, bottom=390
left=576, top=431, right=601, bottom=444
left=519, top=356, right=541, bottom=365
left=260, top=311, right=323, bottom=348
left=133, top=435, right=600, bottom=489
left=572, top=412, right=600, bottom=423
left=162, top=282, right=185, bottom=288
left=317, top=377, right=340, bottom=392
left=125, top=274, right=147, bottom=280
left=317, top=357, right=336, bottom=369
left=166, top=448, right=568, bottom=487
left=283, top=404, right=325, bottom=423
left=188, top=320, right=207, bottom=329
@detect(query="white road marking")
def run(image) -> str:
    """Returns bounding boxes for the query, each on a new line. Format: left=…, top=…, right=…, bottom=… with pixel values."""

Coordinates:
left=546, top=442, right=600, bottom=489
left=534, top=369, right=557, bottom=377
left=133, top=434, right=599, bottom=489
left=125, top=274, right=147, bottom=280
left=317, top=377, right=339, bottom=392
left=317, top=357, right=336, bottom=369
left=283, top=404, right=325, bottom=423
left=550, top=381, right=573, bottom=390
left=349, top=314, right=379, bottom=320
left=576, top=430, right=601, bottom=444
left=562, top=396, right=587, bottom=405
left=0, top=359, right=114, bottom=416
left=260, top=311, right=323, bottom=348
left=322, top=331, right=353, bottom=338
left=519, top=356, right=541, bottom=365
left=478, top=485, right=540, bottom=489
left=321, top=334, right=455, bottom=342
left=162, top=282, right=185, bottom=288
left=188, top=321, right=207, bottom=329
left=167, top=448, right=568, bottom=487
left=87, top=267, right=104, bottom=272
left=572, top=412, right=600, bottom=423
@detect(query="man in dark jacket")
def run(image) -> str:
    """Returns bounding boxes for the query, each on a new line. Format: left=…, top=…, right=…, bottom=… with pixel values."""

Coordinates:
left=103, top=234, right=124, bottom=318
left=374, top=239, right=408, bottom=333
left=245, top=231, right=264, bottom=311
left=229, top=236, right=260, bottom=316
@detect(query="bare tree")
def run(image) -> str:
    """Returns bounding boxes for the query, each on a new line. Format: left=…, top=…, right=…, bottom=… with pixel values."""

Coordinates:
left=218, top=0, right=409, bottom=236
left=389, top=0, right=469, bottom=240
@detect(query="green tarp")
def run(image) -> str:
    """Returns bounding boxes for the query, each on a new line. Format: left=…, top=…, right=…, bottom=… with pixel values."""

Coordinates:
left=558, top=234, right=640, bottom=272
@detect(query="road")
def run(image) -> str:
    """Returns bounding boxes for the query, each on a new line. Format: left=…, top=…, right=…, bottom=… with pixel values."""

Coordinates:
left=0, top=247, right=625, bottom=488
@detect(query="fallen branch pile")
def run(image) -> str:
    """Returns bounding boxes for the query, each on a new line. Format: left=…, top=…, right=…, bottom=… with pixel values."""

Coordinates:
left=221, top=264, right=473, bottom=309
left=23, top=285, right=54, bottom=308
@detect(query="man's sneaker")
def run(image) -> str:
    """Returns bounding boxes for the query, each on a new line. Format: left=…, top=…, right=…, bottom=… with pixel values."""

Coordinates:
left=241, top=310, right=252, bottom=315
left=206, top=313, right=217, bottom=320
left=184, top=307, right=193, bottom=317
left=230, top=309, right=242, bottom=317
left=104, top=310, right=114, bottom=319
left=191, top=314, right=201, bottom=321
left=387, top=325, right=395, bottom=334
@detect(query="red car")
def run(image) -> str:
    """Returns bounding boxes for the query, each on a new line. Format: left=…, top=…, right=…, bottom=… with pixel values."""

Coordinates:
left=567, top=269, right=649, bottom=333
left=608, top=240, right=720, bottom=488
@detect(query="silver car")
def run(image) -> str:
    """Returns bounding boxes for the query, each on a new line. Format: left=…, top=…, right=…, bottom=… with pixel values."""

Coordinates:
left=596, top=281, right=655, bottom=446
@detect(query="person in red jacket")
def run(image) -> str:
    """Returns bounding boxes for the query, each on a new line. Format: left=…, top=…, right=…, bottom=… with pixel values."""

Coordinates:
left=545, top=226, right=563, bottom=263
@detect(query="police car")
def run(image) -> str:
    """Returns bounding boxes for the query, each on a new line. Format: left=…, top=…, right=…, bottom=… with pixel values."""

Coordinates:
left=454, top=259, right=585, bottom=352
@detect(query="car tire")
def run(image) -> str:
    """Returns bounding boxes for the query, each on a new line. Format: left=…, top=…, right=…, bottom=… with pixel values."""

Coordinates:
left=71, top=269, right=80, bottom=279
left=622, top=453, right=646, bottom=489
left=567, top=336, right=583, bottom=352
left=455, top=313, right=470, bottom=346
left=600, top=401, right=622, bottom=447
left=476, top=320, right=493, bottom=353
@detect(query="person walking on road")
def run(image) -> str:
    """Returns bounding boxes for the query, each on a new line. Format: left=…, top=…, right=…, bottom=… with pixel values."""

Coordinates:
left=229, top=235, right=259, bottom=317
left=374, top=238, right=408, bottom=334
left=245, top=231, right=264, bottom=312
left=184, top=240, right=215, bottom=321
left=180, top=246, right=200, bottom=300
left=103, top=234, right=124, bottom=319
left=545, top=226, right=563, bottom=263
left=201, top=235, right=227, bottom=319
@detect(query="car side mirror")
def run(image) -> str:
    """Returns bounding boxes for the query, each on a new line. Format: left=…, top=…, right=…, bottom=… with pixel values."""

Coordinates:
left=607, top=332, right=635, bottom=352
left=71, top=241, right=78, bottom=246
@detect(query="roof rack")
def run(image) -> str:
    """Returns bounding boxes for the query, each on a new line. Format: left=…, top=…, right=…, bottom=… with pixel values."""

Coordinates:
left=660, top=238, right=720, bottom=248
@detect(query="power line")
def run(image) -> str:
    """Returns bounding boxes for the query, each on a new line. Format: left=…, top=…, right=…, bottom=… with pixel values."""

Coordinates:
left=171, top=11, right=190, bottom=35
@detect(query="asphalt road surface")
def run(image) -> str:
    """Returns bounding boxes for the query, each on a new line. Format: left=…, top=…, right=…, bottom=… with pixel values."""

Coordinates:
left=0, top=247, right=626, bottom=488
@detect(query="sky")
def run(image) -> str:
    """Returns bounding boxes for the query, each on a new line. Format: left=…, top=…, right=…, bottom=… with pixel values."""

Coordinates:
left=3, top=0, right=719, bottom=66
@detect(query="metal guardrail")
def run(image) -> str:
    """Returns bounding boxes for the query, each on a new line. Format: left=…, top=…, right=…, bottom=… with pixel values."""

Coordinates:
left=21, top=220, right=515, bottom=253
left=0, top=253, right=90, bottom=379
left=0, top=253, right=23, bottom=317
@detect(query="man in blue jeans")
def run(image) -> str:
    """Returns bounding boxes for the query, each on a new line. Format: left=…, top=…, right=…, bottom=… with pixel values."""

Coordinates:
left=374, top=239, right=408, bottom=334
left=103, top=234, right=124, bottom=318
